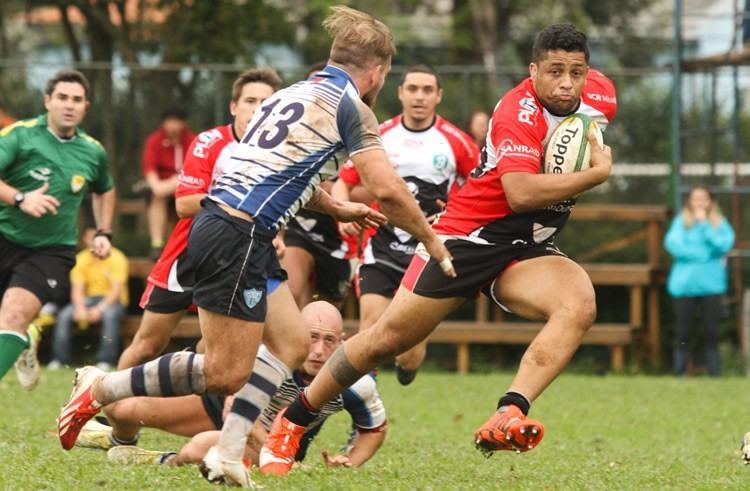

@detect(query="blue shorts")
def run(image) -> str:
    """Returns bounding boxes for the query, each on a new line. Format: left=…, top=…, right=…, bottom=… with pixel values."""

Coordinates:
left=187, top=200, right=287, bottom=322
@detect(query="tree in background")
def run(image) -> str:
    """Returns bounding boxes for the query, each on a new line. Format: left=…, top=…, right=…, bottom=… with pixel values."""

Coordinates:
left=9, top=0, right=293, bottom=188
left=1, top=0, right=676, bottom=201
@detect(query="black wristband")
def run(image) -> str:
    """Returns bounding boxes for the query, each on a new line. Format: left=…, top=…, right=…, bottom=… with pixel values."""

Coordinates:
left=94, top=229, right=113, bottom=242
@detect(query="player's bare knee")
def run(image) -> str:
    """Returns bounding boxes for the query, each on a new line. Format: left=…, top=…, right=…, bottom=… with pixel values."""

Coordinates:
left=104, top=399, right=130, bottom=424
left=131, top=338, right=164, bottom=360
left=574, top=288, right=597, bottom=327
left=178, top=442, right=205, bottom=465
left=203, top=363, right=247, bottom=394
left=555, top=292, right=596, bottom=330
left=204, top=375, right=245, bottom=394
left=0, top=307, right=31, bottom=331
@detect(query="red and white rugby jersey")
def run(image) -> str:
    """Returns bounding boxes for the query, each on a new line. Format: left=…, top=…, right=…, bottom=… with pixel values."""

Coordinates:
left=433, top=69, right=617, bottom=240
left=148, top=124, right=238, bottom=290
left=340, top=114, right=480, bottom=271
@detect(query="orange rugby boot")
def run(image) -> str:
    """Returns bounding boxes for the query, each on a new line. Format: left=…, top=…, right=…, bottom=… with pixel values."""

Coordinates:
left=258, top=408, right=306, bottom=476
left=474, top=404, right=544, bottom=456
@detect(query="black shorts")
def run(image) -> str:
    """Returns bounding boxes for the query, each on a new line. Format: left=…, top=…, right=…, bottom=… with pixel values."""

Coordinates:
left=357, top=263, right=403, bottom=298
left=188, top=200, right=287, bottom=322
left=401, top=237, right=567, bottom=307
left=139, top=283, right=194, bottom=313
left=0, top=234, right=75, bottom=305
left=139, top=250, right=196, bottom=313
left=201, top=393, right=226, bottom=430
left=284, top=229, right=351, bottom=302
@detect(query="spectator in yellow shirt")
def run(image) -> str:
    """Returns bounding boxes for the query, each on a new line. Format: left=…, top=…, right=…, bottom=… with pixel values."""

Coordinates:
left=49, top=229, right=129, bottom=370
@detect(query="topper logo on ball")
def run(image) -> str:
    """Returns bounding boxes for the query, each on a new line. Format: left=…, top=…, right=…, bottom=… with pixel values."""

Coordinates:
left=550, top=126, right=580, bottom=174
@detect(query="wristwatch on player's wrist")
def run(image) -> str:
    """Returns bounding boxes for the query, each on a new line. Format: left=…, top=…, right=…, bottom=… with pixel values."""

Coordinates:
left=13, top=191, right=25, bottom=208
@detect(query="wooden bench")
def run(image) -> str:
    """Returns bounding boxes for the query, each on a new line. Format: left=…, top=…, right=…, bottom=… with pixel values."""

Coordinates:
left=121, top=313, right=636, bottom=374
left=122, top=258, right=661, bottom=374
left=571, top=204, right=669, bottom=367
left=119, top=202, right=668, bottom=372
left=429, top=322, right=635, bottom=374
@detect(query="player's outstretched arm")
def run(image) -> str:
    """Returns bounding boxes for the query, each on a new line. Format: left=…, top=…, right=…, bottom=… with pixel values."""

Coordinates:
left=352, top=148, right=455, bottom=277
left=502, top=131, right=612, bottom=213
left=306, top=186, right=386, bottom=230
left=321, top=428, right=385, bottom=468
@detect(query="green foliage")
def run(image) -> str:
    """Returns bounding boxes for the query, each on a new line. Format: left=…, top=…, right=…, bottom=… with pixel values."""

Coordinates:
left=156, top=0, right=294, bottom=64
left=450, top=0, right=662, bottom=67
left=2, top=370, right=750, bottom=489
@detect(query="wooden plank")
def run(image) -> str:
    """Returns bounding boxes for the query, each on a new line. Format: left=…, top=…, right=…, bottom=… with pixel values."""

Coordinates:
left=611, top=346, right=625, bottom=371
left=129, top=258, right=154, bottom=279
left=629, top=285, right=643, bottom=328
left=647, top=220, right=662, bottom=268
left=570, top=204, right=668, bottom=222
left=475, top=295, right=489, bottom=323
left=580, top=263, right=653, bottom=285
left=457, top=344, right=470, bottom=374
left=577, top=228, right=648, bottom=262
left=116, top=199, right=147, bottom=215
left=124, top=316, right=635, bottom=346
left=648, top=286, right=662, bottom=368
left=429, top=322, right=634, bottom=345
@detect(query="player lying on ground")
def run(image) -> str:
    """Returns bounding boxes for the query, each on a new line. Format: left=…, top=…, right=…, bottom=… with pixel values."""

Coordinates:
left=257, top=22, right=618, bottom=477
left=58, top=5, right=452, bottom=487
left=77, top=302, right=386, bottom=469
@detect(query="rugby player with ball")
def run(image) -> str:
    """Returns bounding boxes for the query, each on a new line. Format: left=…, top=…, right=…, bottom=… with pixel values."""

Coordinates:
left=259, top=22, right=619, bottom=477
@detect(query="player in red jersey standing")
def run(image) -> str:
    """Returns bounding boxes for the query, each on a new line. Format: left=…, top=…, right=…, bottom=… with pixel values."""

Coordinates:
left=335, top=64, right=479, bottom=385
left=259, top=23, right=618, bottom=475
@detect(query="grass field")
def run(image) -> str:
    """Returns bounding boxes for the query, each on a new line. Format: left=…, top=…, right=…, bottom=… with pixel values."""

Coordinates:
left=1, top=368, right=750, bottom=490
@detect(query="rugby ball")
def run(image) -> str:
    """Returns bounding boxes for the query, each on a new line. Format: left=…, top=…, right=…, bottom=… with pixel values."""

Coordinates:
left=543, top=114, right=603, bottom=174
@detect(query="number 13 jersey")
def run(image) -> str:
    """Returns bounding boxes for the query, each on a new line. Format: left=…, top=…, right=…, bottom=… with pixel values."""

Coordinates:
left=209, top=65, right=383, bottom=231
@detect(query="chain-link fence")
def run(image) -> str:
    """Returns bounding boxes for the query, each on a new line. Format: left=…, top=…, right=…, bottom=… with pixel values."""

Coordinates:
left=2, top=59, right=750, bottom=222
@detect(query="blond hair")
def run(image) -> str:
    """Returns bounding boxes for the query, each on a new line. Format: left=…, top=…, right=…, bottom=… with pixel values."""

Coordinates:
left=682, top=186, right=724, bottom=228
left=322, top=5, right=395, bottom=71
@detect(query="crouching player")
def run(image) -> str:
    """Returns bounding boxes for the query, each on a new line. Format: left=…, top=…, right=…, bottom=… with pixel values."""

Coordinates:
left=76, top=301, right=386, bottom=470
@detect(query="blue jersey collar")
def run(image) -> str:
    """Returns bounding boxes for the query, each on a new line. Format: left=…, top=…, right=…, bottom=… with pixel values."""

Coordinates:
left=318, top=65, right=359, bottom=95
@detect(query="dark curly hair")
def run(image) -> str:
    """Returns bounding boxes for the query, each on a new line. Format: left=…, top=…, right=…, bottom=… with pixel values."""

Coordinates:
left=532, top=24, right=589, bottom=63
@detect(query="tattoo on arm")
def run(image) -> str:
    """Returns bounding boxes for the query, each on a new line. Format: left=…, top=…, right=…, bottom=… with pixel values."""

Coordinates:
left=328, top=346, right=366, bottom=388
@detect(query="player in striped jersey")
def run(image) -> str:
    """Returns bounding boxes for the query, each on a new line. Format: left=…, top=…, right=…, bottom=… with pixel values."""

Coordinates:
left=282, top=62, right=357, bottom=310
left=118, top=68, right=285, bottom=370
left=59, top=6, right=452, bottom=487
left=77, top=302, right=386, bottom=470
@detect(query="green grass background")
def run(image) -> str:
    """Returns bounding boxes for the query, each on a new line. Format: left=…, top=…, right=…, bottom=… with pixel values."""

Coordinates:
left=1, top=369, right=749, bottom=490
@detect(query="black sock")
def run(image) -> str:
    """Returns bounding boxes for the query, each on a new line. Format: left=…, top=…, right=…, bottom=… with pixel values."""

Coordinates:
left=497, top=391, right=531, bottom=415
left=159, top=452, right=177, bottom=465
left=284, top=391, right=319, bottom=428
left=109, top=431, right=140, bottom=446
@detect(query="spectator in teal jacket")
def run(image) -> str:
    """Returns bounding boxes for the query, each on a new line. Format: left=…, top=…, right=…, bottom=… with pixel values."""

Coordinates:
left=665, top=186, right=735, bottom=377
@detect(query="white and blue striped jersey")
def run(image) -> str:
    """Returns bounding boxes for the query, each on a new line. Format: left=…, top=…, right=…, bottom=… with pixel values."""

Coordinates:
left=209, top=65, right=384, bottom=231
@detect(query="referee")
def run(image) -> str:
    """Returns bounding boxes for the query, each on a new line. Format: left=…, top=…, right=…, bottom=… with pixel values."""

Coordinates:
left=0, top=69, right=115, bottom=389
